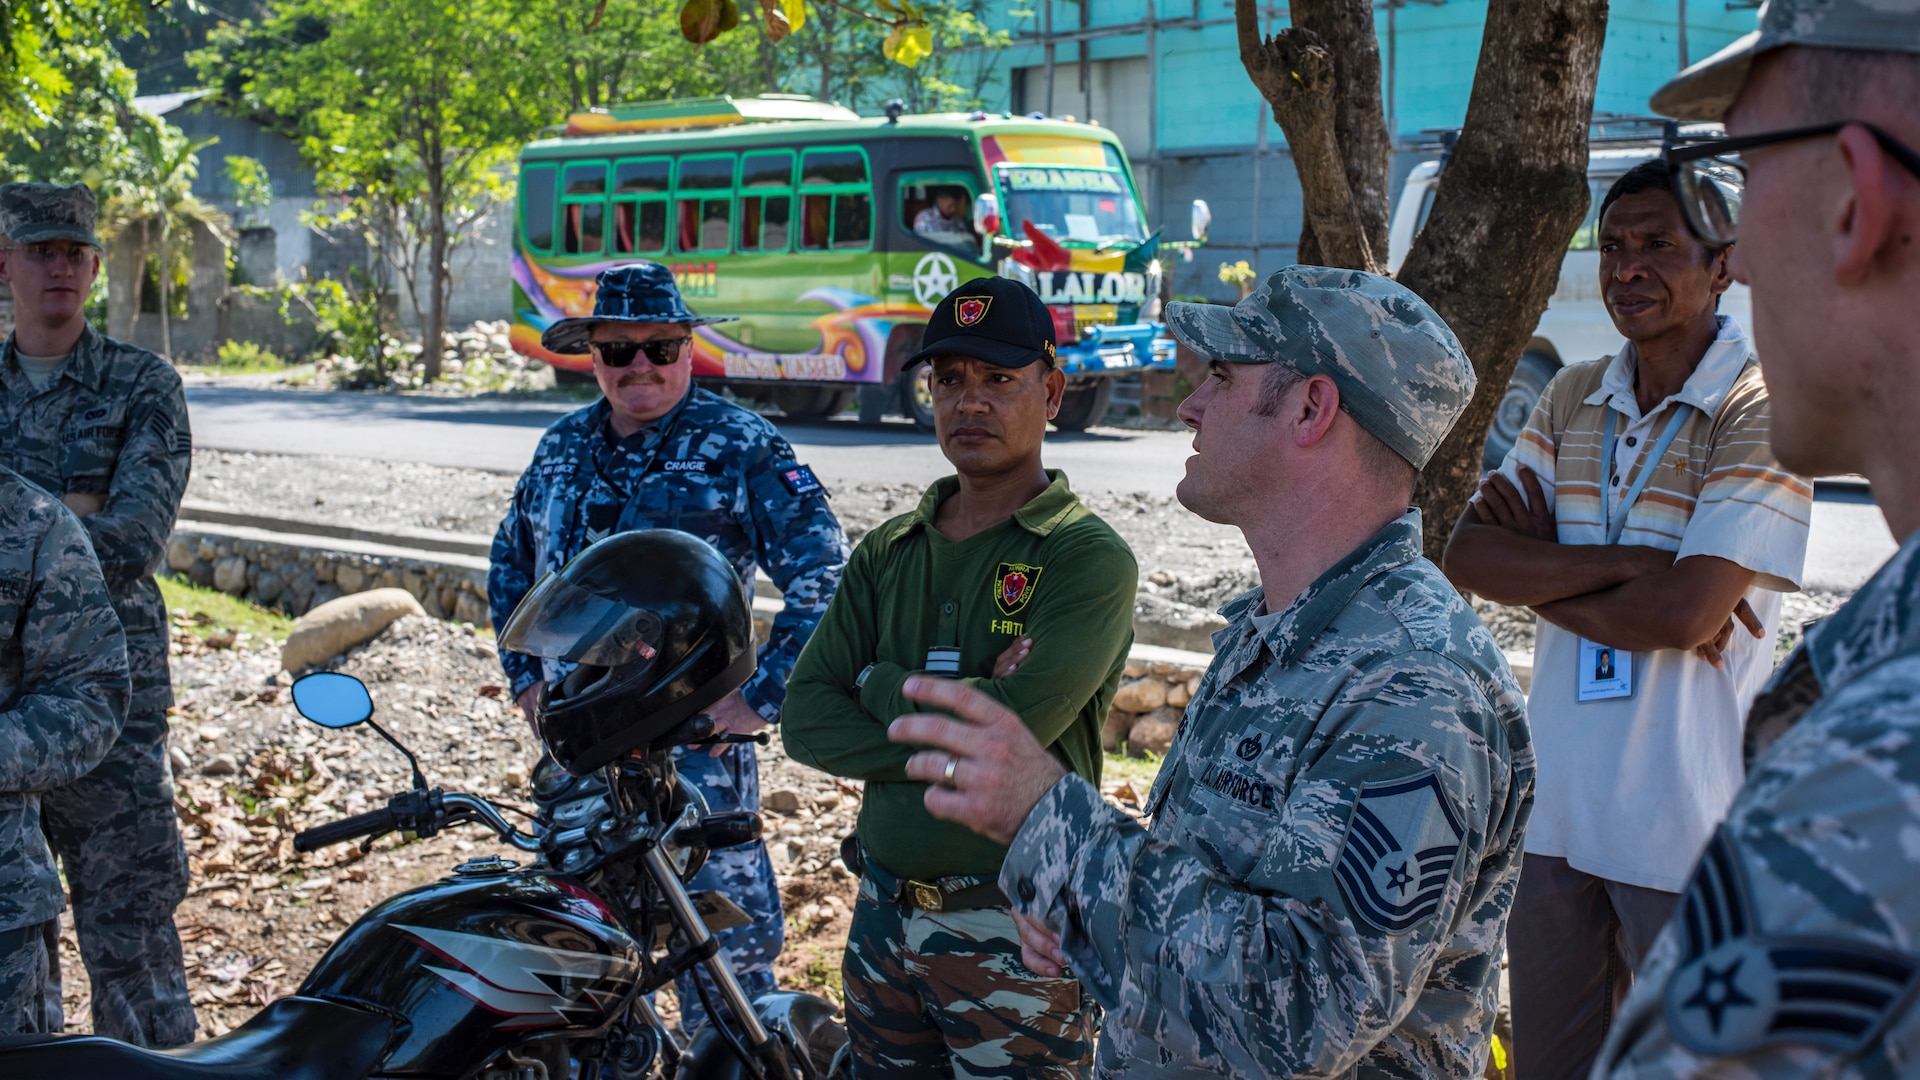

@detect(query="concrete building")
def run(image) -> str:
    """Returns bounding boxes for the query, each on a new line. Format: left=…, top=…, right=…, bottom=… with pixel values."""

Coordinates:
left=971, top=0, right=1761, bottom=299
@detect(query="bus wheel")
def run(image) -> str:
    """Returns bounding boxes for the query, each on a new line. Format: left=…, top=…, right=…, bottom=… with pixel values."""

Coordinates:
left=1482, top=350, right=1558, bottom=470
left=1051, top=379, right=1115, bottom=432
left=553, top=367, right=597, bottom=387
left=897, top=368, right=935, bottom=432
left=772, top=386, right=856, bottom=420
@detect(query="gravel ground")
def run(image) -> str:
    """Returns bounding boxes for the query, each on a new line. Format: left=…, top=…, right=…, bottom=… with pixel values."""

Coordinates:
left=185, top=449, right=1854, bottom=658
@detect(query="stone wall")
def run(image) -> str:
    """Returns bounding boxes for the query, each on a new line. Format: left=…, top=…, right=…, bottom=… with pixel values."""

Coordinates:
left=165, top=524, right=491, bottom=626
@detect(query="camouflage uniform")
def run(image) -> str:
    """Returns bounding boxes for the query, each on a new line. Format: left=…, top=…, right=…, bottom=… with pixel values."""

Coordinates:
left=0, top=465, right=131, bottom=1036
left=1002, top=513, right=1531, bottom=1077
left=0, top=182, right=194, bottom=1047
left=992, top=268, right=1530, bottom=1077
left=1590, top=4, right=1920, bottom=1076
left=489, top=385, right=849, bottom=1030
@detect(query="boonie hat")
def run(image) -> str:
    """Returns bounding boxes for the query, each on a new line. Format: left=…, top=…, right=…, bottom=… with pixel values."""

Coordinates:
left=540, top=262, right=737, bottom=355
left=1165, top=266, right=1475, bottom=470
left=906, top=276, right=1057, bottom=369
left=0, top=182, right=103, bottom=249
left=1651, top=0, right=1920, bottom=121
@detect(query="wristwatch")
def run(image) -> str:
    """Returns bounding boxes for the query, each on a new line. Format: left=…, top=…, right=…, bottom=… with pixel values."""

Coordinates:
left=855, top=663, right=876, bottom=690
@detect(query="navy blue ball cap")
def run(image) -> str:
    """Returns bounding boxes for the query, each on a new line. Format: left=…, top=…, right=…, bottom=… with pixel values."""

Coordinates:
left=907, top=276, right=1057, bottom=369
left=540, top=262, right=737, bottom=355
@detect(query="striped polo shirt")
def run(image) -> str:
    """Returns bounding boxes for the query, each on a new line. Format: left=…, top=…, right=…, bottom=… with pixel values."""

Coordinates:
left=1492, top=315, right=1812, bottom=890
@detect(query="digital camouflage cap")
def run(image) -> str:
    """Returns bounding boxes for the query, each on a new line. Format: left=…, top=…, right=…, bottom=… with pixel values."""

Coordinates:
left=1164, top=266, right=1475, bottom=470
left=0, top=182, right=102, bottom=249
left=1651, top=0, right=1920, bottom=121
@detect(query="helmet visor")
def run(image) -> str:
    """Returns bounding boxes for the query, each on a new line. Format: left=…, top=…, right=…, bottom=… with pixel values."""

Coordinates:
left=499, top=571, right=664, bottom=668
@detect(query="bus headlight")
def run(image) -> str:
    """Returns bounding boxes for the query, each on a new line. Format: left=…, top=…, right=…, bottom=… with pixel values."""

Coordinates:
left=1145, top=259, right=1164, bottom=321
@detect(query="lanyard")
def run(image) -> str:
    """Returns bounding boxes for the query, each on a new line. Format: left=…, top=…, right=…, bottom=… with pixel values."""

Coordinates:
left=1603, top=404, right=1691, bottom=545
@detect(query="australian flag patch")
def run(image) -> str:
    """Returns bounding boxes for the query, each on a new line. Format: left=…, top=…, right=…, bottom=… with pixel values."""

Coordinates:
left=1335, top=772, right=1464, bottom=934
left=779, top=464, right=824, bottom=497
left=1662, top=828, right=1920, bottom=1057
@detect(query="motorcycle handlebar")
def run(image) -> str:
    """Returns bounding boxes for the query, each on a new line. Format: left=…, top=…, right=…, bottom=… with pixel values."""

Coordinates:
left=294, top=807, right=398, bottom=852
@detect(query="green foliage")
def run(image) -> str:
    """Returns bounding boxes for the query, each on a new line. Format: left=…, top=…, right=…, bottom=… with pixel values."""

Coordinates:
left=204, top=339, right=286, bottom=372
left=0, top=0, right=149, bottom=133
left=159, top=573, right=296, bottom=642
left=100, top=116, right=232, bottom=354
left=223, top=155, right=274, bottom=227
left=269, top=272, right=396, bottom=383
left=0, top=42, right=138, bottom=187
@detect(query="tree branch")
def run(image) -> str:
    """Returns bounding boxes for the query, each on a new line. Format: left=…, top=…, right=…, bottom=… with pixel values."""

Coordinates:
left=1236, top=0, right=1377, bottom=272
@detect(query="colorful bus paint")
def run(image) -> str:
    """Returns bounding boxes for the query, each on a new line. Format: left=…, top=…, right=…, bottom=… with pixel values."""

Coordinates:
left=510, top=95, right=1183, bottom=428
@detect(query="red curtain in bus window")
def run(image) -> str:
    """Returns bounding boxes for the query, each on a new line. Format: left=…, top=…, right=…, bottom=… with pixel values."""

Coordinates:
left=677, top=199, right=701, bottom=252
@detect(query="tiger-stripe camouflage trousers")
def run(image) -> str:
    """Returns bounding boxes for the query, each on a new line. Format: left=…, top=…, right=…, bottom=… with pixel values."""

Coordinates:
left=842, top=874, right=1096, bottom=1079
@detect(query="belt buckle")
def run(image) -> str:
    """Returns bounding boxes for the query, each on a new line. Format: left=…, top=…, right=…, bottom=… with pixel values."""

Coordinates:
left=908, top=880, right=945, bottom=912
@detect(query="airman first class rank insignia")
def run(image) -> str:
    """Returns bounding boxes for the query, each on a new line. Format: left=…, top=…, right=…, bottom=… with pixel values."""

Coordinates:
left=1661, top=829, right=1920, bottom=1057
left=994, top=562, right=1041, bottom=616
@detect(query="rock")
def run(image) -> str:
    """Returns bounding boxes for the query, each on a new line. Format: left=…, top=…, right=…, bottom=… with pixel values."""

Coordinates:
left=1101, top=705, right=1134, bottom=753
left=502, top=765, right=530, bottom=790
left=187, top=557, right=216, bottom=589
left=213, top=555, right=249, bottom=595
left=1110, top=678, right=1168, bottom=714
left=197, top=538, right=219, bottom=563
left=453, top=590, right=489, bottom=626
left=763, top=789, right=802, bottom=815
left=168, top=536, right=197, bottom=572
left=1149, top=569, right=1178, bottom=587
left=169, top=744, right=192, bottom=773
left=334, top=564, right=367, bottom=594
left=811, top=791, right=842, bottom=812
left=1127, top=714, right=1178, bottom=757
left=1132, top=593, right=1230, bottom=653
left=202, top=753, right=240, bottom=776
left=309, top=582, right=344, bottom=611
left=280, top=588, right=427, bottom=672
left=1166, top=681, right=1191, bottom=708
left=254, top=570, right=286, bottom=606
left=1186, top=674, right=1201, bottom=697
left=1121, top=663, right=1145, bottom=679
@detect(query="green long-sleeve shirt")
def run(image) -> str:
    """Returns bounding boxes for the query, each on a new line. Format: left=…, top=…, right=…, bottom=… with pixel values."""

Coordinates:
left=783, top=470, right=1137, bottom=883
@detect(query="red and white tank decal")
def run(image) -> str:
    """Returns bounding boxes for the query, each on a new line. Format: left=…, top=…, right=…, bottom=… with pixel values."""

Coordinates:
left=397, top=922, right=638, bottom=1029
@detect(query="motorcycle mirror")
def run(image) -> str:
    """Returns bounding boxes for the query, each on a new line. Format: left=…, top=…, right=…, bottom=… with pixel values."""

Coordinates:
left=292, top=672, right=374, bottom=729
left=1190, top=199, right=1211, bottom=243
left=291, top=671, right=431, bottom=791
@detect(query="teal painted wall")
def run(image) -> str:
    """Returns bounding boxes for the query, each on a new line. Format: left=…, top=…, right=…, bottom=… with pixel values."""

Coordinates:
left=978, top=0, right=1763, bottom=150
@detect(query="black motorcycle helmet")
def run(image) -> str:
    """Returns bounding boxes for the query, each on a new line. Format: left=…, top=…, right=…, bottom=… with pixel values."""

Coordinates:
left=499, top=530, right=755, bottom=775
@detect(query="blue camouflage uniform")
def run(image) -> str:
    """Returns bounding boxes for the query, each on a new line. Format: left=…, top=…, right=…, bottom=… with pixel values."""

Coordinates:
left=489, top=387, right=849, bottom=1028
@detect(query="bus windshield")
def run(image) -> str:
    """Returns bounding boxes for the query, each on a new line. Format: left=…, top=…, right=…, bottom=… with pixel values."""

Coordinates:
left=995, top=166, right=1145, bottom=245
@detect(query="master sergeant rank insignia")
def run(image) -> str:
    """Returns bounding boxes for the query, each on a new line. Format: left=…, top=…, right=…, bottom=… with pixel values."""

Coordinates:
left=993, top=562, right=1041, bottom=616
left=1336, top=772, right=1465, bottom=935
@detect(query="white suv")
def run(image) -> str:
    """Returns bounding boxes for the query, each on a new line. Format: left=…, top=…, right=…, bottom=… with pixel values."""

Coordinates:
left=1387, top=133, right=1753, bottom=468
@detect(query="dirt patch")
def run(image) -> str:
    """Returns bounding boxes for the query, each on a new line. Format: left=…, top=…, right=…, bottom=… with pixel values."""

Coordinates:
left=53, top=612, right=1153, bottom=1041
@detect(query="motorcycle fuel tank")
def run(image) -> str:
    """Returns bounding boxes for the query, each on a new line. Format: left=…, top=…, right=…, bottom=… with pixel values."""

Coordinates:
left=298, top=860, right=642, bottom=1075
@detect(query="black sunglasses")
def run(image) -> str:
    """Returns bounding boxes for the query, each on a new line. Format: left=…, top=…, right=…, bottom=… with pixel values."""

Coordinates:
left=1664, top=121, right=1920, bottom=245
left=591, top=337, right=691, bottom=368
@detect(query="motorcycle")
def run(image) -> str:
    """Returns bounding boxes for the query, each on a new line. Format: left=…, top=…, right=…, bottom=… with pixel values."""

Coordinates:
left=0, top=670, right=847, bottom=1080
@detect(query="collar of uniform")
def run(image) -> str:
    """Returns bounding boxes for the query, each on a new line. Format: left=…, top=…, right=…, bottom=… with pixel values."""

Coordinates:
left=906, top=469, right=1080, bottom=538
left=1, top=323, right=106, bottom=395
left=1581, top=314, right=1754, bottom=422
left=1217, top=511, right=1425, bottom=673
left=1801, top=525, right=1920, bottom=696
left=592, top=384, right=699, bottom=452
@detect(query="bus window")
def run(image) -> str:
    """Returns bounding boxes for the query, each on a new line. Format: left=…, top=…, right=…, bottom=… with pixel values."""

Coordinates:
left=798, top=148, right=871, bottom=252
left=675, top=154, right=735, bottom=254
left=522, top=164, right=557, bottom=253
left=739, top=150, right=793, bottom=253
left=613, top=157, right=671, bottom=255
left=561, top=161, right=607, bottom=255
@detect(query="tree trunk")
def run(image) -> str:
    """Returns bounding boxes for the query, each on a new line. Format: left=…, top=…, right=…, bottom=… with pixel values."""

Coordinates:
left=158, top=214, right=173, bottom=360
left=1237, top=0, right=1606, bottom=561
left=1400, top=0, right=1608, bottom=558
left=425, top=172, right=448, bottom=384
left=1235, top=0, right=1386, bottom=273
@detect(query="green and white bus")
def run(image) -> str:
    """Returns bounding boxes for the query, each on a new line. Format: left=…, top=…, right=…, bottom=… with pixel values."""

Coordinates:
left=509, top=94, right=1197, bottom=429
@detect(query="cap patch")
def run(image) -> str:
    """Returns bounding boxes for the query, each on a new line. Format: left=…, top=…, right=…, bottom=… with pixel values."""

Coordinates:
left=955, top=296, right=992, bottom=327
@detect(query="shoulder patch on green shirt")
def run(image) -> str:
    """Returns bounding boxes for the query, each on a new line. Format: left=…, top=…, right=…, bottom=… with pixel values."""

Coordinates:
left=995, top=562, right=1041, bottom=615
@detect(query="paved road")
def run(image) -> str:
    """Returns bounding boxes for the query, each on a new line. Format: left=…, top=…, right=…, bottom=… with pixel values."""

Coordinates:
left=183, top=385, right=1898, bottom=592
left=183, top=385, right=1196, bottom=493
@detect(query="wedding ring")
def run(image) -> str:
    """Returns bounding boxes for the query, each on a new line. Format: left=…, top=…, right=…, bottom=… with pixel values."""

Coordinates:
left=942, top=757, right=959, bottom=786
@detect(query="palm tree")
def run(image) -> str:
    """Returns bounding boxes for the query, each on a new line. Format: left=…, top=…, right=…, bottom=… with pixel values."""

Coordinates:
left=103, top=116, right=232, bottom=359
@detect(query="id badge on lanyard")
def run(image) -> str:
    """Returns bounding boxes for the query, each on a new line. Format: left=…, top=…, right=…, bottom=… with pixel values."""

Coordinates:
left=1578, top=404, right=1690, bottom=703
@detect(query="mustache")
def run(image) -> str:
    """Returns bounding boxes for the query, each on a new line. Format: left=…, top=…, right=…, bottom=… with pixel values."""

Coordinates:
left=616, top=370, right=665, bottom=387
